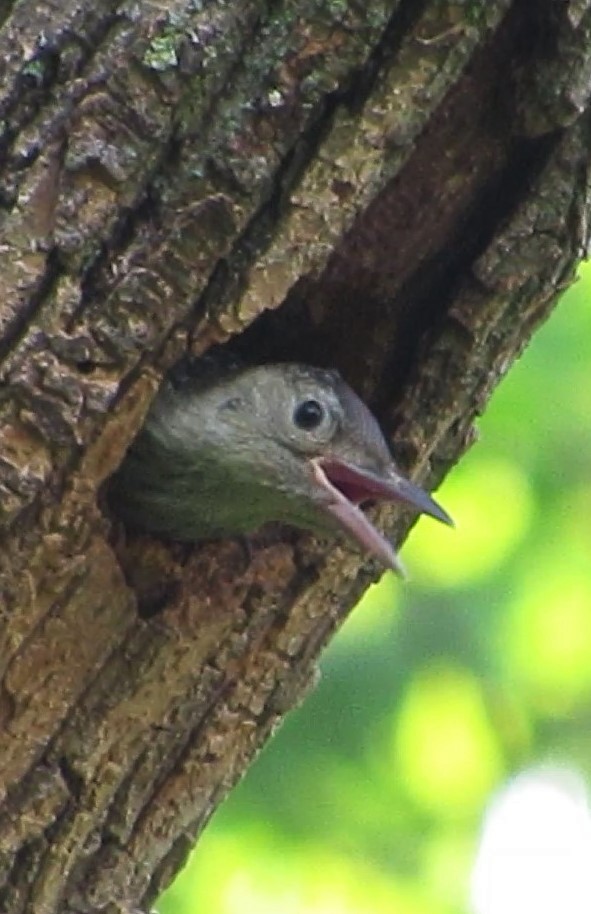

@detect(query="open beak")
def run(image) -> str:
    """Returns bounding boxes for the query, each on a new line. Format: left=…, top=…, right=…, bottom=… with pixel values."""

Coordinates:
left=311, top=456, right=453, bottom=575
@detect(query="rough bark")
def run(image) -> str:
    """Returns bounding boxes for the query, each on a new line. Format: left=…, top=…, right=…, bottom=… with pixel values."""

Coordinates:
left=0, top=0, right=590, bottom=911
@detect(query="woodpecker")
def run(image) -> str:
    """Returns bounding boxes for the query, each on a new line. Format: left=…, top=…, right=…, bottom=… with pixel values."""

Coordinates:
left=109, top=358, right=452, bottom=573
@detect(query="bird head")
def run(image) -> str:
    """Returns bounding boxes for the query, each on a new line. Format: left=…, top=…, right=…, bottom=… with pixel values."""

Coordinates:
left=119, top=361, right=452, bottom=574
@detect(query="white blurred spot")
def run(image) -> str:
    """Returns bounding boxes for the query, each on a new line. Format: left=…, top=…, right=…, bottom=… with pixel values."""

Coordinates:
left=471, top=767, right=591, bottom=914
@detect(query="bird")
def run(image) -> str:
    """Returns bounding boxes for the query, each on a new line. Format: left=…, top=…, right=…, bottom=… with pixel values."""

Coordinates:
left=109, top=356, right=452, bottom=574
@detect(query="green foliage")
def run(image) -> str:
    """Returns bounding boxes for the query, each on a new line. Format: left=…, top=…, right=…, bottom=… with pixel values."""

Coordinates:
left=159, top=265, right=591, bottom=914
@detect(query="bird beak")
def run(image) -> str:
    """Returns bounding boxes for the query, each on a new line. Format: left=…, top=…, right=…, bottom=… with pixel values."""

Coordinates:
left=311, top=457, right=453, bottom=575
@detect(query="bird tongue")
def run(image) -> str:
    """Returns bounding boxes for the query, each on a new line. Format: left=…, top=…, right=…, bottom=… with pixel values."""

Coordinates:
left=311, top=457, right=452, bottom=575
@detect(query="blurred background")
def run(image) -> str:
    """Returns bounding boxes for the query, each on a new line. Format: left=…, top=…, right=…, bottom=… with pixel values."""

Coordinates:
left=159, top=264, right=591, bottom=914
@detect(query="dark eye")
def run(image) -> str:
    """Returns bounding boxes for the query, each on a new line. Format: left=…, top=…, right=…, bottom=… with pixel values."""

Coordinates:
left=293, top=398, right=325, bottom=430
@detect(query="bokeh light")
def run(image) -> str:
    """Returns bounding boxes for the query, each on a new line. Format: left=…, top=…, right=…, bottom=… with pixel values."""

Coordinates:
left=405, top=456, right=535, bottom=586
left=471, top=768, right=591, bottom=914
left=393, top=665, right=505, bottom=819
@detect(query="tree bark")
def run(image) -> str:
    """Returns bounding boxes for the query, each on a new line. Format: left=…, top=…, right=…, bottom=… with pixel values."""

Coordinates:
left=0, top=0, right=589, bottom=911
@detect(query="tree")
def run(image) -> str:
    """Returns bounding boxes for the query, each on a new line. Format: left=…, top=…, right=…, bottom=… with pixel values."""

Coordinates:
left=1, top=1, right=589, bottom=911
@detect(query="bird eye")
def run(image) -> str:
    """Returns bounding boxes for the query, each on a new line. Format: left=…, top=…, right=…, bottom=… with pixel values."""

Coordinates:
left=293, top=398, right=325, bottom=430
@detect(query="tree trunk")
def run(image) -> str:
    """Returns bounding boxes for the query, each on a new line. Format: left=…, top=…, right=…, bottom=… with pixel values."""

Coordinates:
left=1, top=0, right=589, bottom=911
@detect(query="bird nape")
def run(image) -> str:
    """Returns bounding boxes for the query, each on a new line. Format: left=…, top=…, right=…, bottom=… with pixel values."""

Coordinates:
left=108, top=357, right=452, bottom=575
